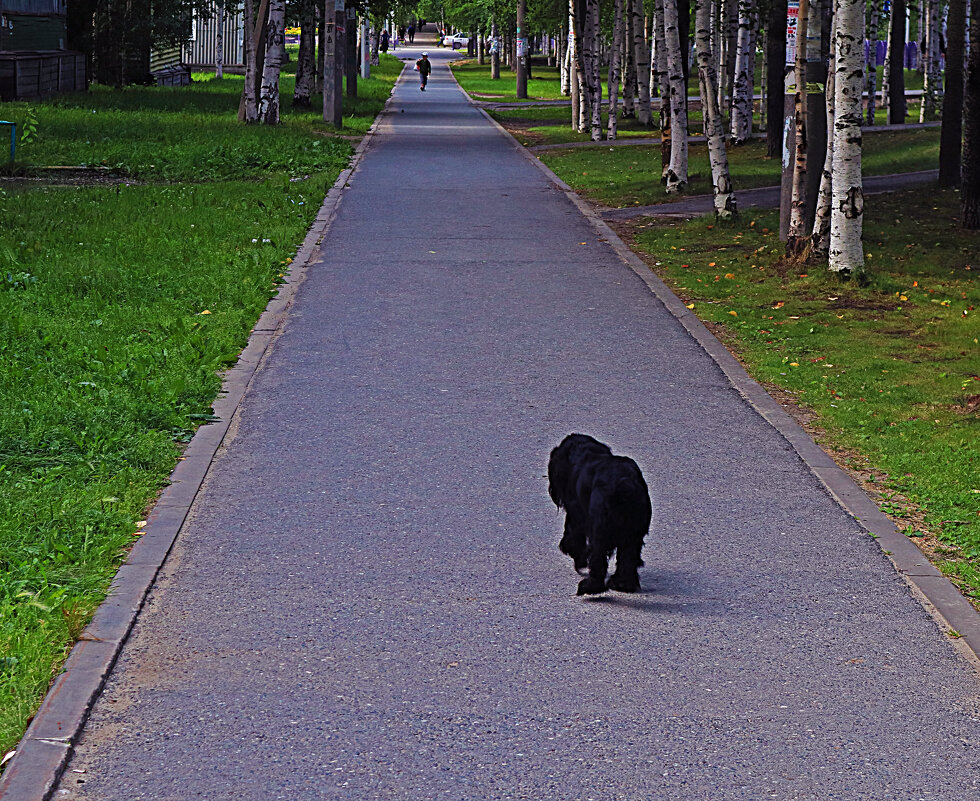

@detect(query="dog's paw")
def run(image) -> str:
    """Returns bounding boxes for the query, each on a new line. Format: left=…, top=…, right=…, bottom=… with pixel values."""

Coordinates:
left=576, top=576, right=607, bottom=596
left=606, top=574, right=640, bottom=593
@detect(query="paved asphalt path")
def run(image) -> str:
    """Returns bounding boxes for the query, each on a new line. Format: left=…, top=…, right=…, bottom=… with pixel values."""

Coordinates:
left=55, top=44, right=980, bottom=801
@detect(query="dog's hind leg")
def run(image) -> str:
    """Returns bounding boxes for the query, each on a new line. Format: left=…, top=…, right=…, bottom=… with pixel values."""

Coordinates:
left=576, top=532, right=610, bottom=595
left=607, top=539, right=642, bottom=593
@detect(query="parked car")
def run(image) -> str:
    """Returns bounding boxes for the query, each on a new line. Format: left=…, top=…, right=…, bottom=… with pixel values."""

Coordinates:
left=443, top=33, right=471, bottom=50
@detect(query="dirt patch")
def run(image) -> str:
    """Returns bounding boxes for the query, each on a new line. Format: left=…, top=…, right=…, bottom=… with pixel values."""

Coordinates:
left=0, top=167, right=140, bottom=186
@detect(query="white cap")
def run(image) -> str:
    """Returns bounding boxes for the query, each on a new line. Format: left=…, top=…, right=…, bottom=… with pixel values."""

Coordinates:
left=422, top=52, right=428, bottom=56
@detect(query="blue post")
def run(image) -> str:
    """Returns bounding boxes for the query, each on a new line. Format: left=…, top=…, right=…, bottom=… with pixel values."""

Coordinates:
left=0, top=121, right=14, bottom=163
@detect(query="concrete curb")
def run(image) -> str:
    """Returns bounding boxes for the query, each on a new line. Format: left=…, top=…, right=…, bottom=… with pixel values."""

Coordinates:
left=0, top=66, right=407, bottom=801
left=463, top=82, right=980, bottom=671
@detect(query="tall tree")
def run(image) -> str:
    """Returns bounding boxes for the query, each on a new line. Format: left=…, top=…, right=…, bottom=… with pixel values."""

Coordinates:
left=886, top=0, right=906, bottom=122
left=939, top=0, right=967, bottom=186
left=785, top=0, right=810, bottom=256
left=766, top=0, right=789, bottom=158
left=632, top=0, right=653, bottom=124
left=696, top=0, right=737, bottom=216
left=812, top=6, right=836, bottom=256
left=654, top=0, right=672, bottom=179
left=829, top=0, right=865, bottom=274
left=608, top=0, right=627, bottom=138
left=864, top=0, right=881, bottom=124
left=258, top=0, right=287, bottom=124
left=963, top=0, right=980, bottom=227
left=730, top=0, right=757, bottom=142
left=662, top=0, right=689, bottom=192
left=293, top=2, right=317, bottom=106
left=919, top=0, right=942, bottom=121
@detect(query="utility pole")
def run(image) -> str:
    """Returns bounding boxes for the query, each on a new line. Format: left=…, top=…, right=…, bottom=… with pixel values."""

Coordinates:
left=516, top=0, right=528, bottom=98
left=346, top=5, right=357, bottom=97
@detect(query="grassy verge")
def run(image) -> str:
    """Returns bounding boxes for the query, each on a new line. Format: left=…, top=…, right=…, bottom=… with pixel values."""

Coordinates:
left=536, top=128, right=939, bottom=207
left=612, top=189, right=979, bottom=602
left=491, top=104, right=935, bottom=148
left=0, top=56, right=402, bottom=757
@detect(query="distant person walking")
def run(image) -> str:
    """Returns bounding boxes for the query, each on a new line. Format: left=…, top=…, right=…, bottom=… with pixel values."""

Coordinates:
left=380, top=29, right=389, bottom=53
left=416, top=52, right=431, bottom=91
left=408, top=24, right=415, bottom=43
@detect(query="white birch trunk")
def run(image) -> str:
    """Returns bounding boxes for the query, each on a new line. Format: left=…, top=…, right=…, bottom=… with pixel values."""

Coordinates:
left=588, top=0, right=603, bottom=140
left=663, top=0, right=689, bottom=192
left=633, top=0, right=653, bottom=124
left=829, top=0, right=865, bottom=274
left=864, top=0, right=881, bottom=124
left=215, top=3, right=225, bottom=79
left=696, top=0, right=737, bottom=216
left=608, top=0, right=626, bottom=138
left=730, top=0, right=756, bottom=142
left=561, top=22, right=572, bottom=94
left=623, top=0, right=637, bottom=116
left=654, top=0, right=672, bottom=180
left=880, top=7, right=892, bottom=116
left=812, top=9, right=837, bottom=256
left=920, top=0, right=942, bottom=121
left=257, top=0, right=286, bottom=125
left=786, top=0, right=810, bottom=256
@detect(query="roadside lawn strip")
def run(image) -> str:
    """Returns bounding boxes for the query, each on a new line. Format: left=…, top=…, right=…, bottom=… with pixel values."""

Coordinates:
left=533, top=130, right=979, bottom=606
left=0, top=56, right=402, bottom=757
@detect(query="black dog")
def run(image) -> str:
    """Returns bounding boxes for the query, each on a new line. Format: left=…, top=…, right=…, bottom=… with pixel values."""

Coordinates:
left=547, top=434, right=651, bottom=595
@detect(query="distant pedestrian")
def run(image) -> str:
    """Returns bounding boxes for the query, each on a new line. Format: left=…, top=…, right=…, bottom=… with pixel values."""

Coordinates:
left=408, top=24, right=415, bottom=43
left=416, top=52, right=431, bottom=91
left=380, top=29, right=389, bottom=53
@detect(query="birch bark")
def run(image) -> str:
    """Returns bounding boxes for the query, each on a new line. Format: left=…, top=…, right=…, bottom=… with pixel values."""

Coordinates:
left=663, top=0, right=689, bottom=191
left=654, top=0, right=672, bottom=180
left=829, top=0, right=865, bottom=273
left=608, top=0, right=626, bottom=138
left=588, top=0, right=603, bottom=139
left=730, top=0, right=756, bottom=142
left=257, top=0, right=286, bottom=124
left=215, top=2, right=225, bottom=79
left=633, top=0, right=653, bottom=124
left=623, top=0, right=637, bottom=116
left=293, top=5, right=316, bottom=106
left=919, top=0, right=942, bottom=121
left=864, top=0, right=881, bottom=124
left=696, top=0, right=737, bottom=216
left=785, top=0, right=809, bottom=257
left=812, top=8, right=836, bottom=256
left=962, top=0, right=980, bottom=228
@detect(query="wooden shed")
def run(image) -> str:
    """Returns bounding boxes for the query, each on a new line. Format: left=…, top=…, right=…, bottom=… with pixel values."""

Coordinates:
left=0, top=0, right=85, bottom=100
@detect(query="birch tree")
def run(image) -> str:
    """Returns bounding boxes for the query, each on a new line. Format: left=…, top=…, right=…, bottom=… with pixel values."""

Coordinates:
left=608, top=0, right=627, bottom=138
left=963, top=0, right=980, bottom=228
left=938, top=0, right=967, bottom=186
left=587, top=0, right=603, bottom=140
left=240, top=0, right=270, bottom=123
left=696, top=0, right=737, bottom=216
left=730, top=0, right=757, bottom=142
left=215, top=1, right=225, bottom=79
left=654, top=0, right=672, bottom=180
left=919, top=0, right=942, bottom=121
left=785, top=0, right=810, bottom=257
left=829, top=0, right=865, bottom=274
left=812, top=9, right=837, bottom=257
left=633, top=0, right=653, bottom=124
left=662, top=0, right=689, bottom=192
left=257, top=0, right=286, bottom=124
left=293, top=2, right=317, bottom=106
left=864, top=0, right=881, bottom=124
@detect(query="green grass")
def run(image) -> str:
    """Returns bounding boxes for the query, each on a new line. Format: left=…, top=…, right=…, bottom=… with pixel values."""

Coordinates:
left=0, top=56, right=402, bottom=757
left=537, top=128, right=940, bottom=207
left=3, top=56, right=404, bottom=179
left=623, top=189, right=979, bottom=599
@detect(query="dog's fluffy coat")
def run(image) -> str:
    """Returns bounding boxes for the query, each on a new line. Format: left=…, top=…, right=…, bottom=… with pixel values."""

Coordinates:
left=547, top=434, right=651, bottom=595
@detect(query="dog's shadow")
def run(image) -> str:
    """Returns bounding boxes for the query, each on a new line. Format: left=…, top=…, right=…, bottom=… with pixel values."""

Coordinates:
left=577, top=569, right=724, bottom=616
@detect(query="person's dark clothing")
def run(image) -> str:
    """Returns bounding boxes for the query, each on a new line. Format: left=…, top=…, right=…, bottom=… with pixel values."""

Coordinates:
left=416, top=56, right=431, bottom=89
left=380, top=31, right=389, bottom=53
